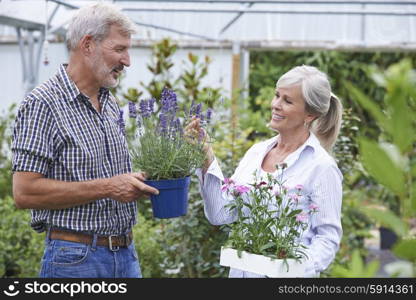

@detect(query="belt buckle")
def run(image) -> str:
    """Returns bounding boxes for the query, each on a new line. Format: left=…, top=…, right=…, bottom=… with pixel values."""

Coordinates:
left=108, top=235, right=120, bottom=252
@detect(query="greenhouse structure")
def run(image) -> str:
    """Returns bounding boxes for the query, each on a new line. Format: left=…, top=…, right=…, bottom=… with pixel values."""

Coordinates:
left=0, top=0, right=415, bottom=282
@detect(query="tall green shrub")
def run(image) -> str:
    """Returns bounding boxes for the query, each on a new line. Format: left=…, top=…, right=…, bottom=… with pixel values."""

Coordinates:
left=347, top=59, right=416, bottom=276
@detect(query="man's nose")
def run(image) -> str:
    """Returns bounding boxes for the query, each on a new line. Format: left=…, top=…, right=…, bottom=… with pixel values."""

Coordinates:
left=121, top=51, right=131, bottom=67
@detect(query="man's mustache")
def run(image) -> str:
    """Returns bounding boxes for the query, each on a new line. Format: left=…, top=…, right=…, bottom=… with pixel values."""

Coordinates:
left=112, top=65, right=125, bottom=73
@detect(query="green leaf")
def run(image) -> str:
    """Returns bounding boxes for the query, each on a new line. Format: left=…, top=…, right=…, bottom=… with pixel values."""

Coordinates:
left=412, top=183, right=416, bottom=211
left=361, top=206, right=408, bottom=237
left=359, top=137, right=406, bottom=197
left=364, top=260, right=381, bottom=277
left=392, top=239, right=416, bottom=261
left=259, top=242, right=275, bottom=252
left=412, top=164, right=416, bottom=177
left=387, top=94, right=414, bottom=154
left=344, top=81, right=390, bottom=134
left=287, top=209, right=303, bottom=218
left=330, top=249, right=379, bottom=278
left=350, top=249, right=363, bottom=273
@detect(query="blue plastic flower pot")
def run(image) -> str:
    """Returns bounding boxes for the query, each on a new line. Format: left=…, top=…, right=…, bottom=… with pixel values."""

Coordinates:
left=145, top=176, right=191, bottom=219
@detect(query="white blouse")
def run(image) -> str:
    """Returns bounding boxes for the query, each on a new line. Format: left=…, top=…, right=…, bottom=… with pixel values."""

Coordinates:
left=196, top=132, right=343, bottom=277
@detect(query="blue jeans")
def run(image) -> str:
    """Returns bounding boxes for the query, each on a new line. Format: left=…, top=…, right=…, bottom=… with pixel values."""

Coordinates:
left=39, top=234, right=142, bottom=278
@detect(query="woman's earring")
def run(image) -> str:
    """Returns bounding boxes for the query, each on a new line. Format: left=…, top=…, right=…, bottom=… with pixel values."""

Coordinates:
left=303, top=121, right=308, bottom=128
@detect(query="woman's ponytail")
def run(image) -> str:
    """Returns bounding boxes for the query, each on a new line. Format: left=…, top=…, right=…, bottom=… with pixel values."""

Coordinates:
left=311, top=93, right=343, bottom=153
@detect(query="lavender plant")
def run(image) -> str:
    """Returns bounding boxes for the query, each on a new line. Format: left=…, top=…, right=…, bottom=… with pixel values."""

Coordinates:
left=222, top=165, right=318, bottom=261
left=130, top=88, right=211, bottom=180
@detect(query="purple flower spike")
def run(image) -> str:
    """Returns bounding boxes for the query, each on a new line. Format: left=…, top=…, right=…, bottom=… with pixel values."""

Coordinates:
left=161, top=88, right=178, bottom=114
left=189, top=100, right=195, bottom=117
left=128, top=101, right=137, bottom=119
left=194, top=103, right=202, bottom=119
left=139, top=100, right=151, bottom=118
left=206, top=108, right=212, bottom=124
left=159, top=113, right=168, bottom=135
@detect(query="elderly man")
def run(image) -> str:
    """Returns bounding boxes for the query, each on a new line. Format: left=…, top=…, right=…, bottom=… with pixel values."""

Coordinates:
left=12, top=2, right=158, bottom=278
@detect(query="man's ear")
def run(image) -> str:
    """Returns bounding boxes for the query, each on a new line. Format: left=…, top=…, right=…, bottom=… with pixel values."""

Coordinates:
left=79, top=35, right=95, bottom=56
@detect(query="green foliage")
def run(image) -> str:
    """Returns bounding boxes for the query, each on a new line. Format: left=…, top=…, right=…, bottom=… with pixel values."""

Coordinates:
left=0, top=104, right=44, bottom=278
left=361, top=206, right=408, bottom=237
left=331, top=249, right=380, bottom=278
left=132, top=214, right=166, bottom=278
left=350, top=59, right=416, bottom=274
left=0, top=104, right=16, bottom=198
left=328, top=189, right=373, bottom=274
left=154, top=179, right=228, bottom=278
left=392, top=238, right=416, bottom=262
left=358, top=138, right=406, bottom=198
left=0, top=196, right=44, bottom=277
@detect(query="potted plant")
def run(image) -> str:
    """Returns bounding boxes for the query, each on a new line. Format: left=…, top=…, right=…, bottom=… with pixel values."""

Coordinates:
left=129, top=88, right=210, bottom=219
left=219, top=166, right=317, bottom=277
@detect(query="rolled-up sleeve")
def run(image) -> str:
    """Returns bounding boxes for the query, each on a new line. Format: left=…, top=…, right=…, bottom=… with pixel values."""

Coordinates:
left=303, top=164, right=343, bottom=276
left=12, top=97, right=56, bottom=175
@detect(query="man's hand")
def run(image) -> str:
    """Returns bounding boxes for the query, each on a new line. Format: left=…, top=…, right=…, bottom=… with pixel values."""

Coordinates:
left=12, top=171, right=159, bottom=210
left=106, top=172, right=159, bottom=203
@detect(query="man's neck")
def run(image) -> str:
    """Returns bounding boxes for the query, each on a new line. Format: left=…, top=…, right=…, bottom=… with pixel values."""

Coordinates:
left=66, top=55, right=100, bottom=101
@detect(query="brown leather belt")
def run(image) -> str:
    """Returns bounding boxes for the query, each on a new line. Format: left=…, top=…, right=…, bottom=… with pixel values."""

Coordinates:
left=49, top=228, right=133, bottom=250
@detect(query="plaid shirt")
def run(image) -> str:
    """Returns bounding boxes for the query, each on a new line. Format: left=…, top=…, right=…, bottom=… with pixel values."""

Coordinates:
left=12, top=64, right=137, bottom=235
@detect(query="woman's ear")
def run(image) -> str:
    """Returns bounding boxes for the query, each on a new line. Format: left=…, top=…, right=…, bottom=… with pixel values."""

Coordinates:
left=79, top=35, right=95, bottom=56
left=305, top=113, right=317, bottom=125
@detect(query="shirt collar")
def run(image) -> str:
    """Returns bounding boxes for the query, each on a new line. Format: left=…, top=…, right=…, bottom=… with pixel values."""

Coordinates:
left=56, top=64, right=82, bottom=102
left=265, top=132, right=321, bottom=169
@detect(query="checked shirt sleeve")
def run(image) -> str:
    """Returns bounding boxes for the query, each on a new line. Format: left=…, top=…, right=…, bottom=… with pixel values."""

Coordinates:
left=12, top=97, right=58, bottom=175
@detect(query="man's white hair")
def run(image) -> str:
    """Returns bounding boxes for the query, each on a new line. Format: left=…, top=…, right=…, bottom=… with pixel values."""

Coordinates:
left=66, top=2, right=137, bottom=51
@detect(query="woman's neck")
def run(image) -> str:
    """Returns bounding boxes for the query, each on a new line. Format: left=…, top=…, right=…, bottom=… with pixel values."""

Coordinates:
left=276, top=128, right=310, bottom=153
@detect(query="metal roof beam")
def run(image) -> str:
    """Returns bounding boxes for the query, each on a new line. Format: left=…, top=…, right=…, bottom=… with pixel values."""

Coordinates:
left=134, top=20, right=219, bottom=41
left=122, top=7, right=416, bottom=16
left=0, top=15, right=44, bottom=30
left=219, top=2, right=253, bottom=35
left=47, top=0, right=219, bottom=41
left=115, top=0, right=416, bottom=5
left=49, top=0, right=78, bottom=9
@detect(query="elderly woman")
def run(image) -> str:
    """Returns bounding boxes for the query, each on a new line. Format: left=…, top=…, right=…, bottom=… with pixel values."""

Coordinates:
left=188, top=65, right=343, bottom=278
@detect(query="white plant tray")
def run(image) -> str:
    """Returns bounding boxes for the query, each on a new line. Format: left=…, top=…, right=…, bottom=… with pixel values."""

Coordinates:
left=220, top=246, right=306, bottom=278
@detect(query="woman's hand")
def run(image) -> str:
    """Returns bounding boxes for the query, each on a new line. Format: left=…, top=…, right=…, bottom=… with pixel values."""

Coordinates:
left=185, top=116, right=215, bottom=171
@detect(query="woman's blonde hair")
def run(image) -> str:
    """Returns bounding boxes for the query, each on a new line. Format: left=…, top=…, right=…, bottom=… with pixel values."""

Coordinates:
left=276, top=65, right=343, bottom=152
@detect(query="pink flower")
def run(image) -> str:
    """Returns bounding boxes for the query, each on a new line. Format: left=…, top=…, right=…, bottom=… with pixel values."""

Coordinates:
left=221, top=185, right=229, bottom=192
left=309, top=204, right=319, bottom=212
left=255, top=181, right=267, bottom=188
left=296, top=213, right=308, bottom=223
left=224, top=178, right=234, bottom=185
left=221, top=177, right=235, bottom=192
left=295, top=184, right=304, bottom=190
left=272, top=187, right=281, bottom=196
left=289, top=193, right=299, bottom=203
left=235, top=185, right=250, bottom=195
